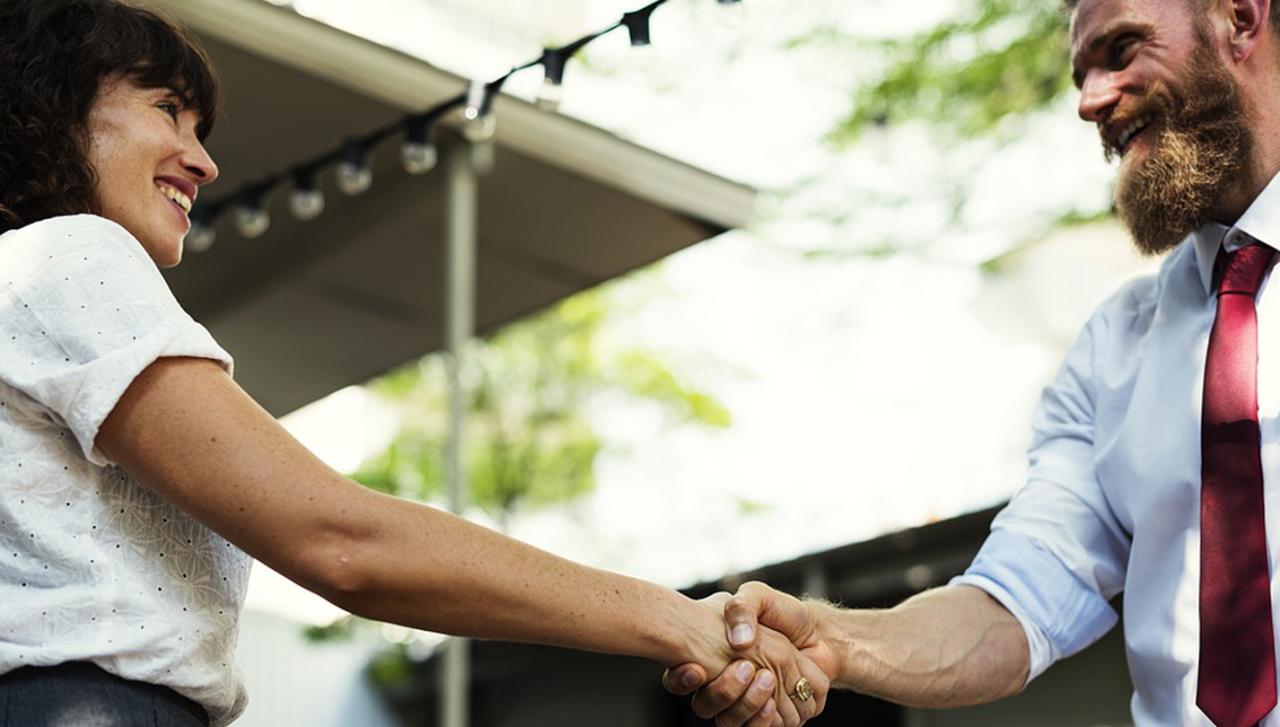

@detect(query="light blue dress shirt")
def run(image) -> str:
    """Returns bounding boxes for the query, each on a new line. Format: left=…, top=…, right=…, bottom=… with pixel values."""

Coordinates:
left=954, top=172, right=1280, bottom=725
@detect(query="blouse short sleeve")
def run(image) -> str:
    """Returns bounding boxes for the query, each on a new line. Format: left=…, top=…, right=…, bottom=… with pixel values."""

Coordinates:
left=0, top=214, right=233, bottom=467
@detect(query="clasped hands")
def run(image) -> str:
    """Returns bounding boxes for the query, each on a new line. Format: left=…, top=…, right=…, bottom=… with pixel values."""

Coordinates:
left=669, top=583, right=839, bottom=727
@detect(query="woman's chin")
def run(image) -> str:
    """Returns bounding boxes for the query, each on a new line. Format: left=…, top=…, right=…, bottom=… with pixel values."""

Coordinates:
left=158, top=247, right=183, bottom=268
left=143, top=237, right=183, bottom=268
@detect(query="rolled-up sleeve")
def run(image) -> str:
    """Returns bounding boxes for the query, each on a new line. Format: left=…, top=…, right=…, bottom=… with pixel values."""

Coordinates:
left=0, top=215, right=233, bottom=467
left=952, top=309, right=1130, bottom=683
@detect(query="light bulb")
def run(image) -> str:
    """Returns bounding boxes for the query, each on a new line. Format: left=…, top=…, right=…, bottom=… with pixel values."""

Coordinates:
left=716, top=0, right=748, bottom=31
left=402, top=140, right=438, bottom=175
left=622, top=8, right=654, bottom=47
left=536, top=78, right=564, bottom=113
left=235, top=205, right=270, bottom=239
left=336, top=161, right=373, bottom=196
left=462, top=112, right=497, bottom=143
left=186, top=222, right=216, bottom=253
left=469, top=137, right=496, bottom=176
left=289, top=187, right=325, bottom=221
left=629, top=42, right=658, bottom=69
left=462, top=80, right=498, bottom=143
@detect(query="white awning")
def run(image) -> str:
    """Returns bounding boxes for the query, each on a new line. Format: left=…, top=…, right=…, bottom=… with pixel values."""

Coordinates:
left=153, top=0, right=756, bottom=415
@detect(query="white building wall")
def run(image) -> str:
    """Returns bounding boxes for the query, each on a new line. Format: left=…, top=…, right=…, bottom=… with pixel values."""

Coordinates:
left=232, top=609, right=400, bottom=727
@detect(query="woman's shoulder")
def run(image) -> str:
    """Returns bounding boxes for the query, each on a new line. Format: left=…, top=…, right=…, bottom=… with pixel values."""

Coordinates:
left=1, top=213, right=144, bottom=252
left=0, top=214, right=152, bottom=275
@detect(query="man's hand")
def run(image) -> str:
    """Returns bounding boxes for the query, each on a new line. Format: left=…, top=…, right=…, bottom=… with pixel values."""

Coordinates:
left=664, top=583, right=840, bottom=726
left=670, top=584, right=1033, bottom=716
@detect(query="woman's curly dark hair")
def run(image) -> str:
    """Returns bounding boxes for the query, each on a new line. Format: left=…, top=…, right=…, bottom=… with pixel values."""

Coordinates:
left=0, top=0, right=221, bottom=232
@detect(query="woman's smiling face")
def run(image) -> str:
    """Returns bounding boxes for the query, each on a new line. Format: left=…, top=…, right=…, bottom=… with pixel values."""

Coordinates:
left=84, top=75, right=218, bottom=268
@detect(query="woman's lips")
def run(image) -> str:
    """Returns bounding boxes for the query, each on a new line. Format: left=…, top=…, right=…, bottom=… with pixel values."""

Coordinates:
left=164, top=194, right=192, bottom=230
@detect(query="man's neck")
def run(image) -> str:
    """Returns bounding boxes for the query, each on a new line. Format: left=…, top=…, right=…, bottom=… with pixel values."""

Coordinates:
left=1220, top=71, right=1280, bottom=224
left=1216, top=154, right=1280, bottom=225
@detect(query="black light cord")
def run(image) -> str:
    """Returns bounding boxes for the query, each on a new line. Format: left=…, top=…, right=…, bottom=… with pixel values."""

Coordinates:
left=188, top=0, right=743, bottom=248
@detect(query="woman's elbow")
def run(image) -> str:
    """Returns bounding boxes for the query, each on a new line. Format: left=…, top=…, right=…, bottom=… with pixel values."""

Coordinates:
left=285, top=516, right=380, bottom=610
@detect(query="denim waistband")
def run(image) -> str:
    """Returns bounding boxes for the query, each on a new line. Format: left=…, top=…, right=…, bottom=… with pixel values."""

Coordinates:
left=0, top=661, right=209, bottom=727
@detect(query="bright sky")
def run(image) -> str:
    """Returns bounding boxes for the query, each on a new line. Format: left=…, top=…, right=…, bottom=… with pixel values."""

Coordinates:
left=247, top=0, right=1153, bottom=625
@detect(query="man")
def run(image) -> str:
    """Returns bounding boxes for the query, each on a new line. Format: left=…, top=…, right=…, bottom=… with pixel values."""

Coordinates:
left=666, top=0, right=1280, bottom=725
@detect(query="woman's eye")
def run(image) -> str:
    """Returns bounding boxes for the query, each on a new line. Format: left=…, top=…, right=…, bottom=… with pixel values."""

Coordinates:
left=157, top=102, right=180, bottom=120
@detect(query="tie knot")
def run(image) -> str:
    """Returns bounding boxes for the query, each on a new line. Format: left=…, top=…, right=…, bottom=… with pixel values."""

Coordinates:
left=1219, top=243, right=1276, bottom=296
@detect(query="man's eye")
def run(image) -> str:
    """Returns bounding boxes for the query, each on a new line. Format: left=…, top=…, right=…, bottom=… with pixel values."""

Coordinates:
left=157, top=102, right=180, bottom=120
left=1108, top=35, right=1140, bottom=68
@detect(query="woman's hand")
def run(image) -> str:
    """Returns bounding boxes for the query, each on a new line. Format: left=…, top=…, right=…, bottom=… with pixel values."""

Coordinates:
left=676, top=592, right=831, bottom=727
left=667, top=585, right=840, bottom=727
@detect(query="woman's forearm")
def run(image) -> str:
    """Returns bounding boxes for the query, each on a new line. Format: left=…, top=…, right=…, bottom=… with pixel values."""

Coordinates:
left=323, top=488, right=729, bottom=669
left=97, top=359, right=731, bottom=671
left=817, top=585, right=1029, bottom=707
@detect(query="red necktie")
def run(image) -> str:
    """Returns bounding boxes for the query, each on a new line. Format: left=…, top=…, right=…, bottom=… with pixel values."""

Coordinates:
left=1198, top=243, right=1277, bottom=727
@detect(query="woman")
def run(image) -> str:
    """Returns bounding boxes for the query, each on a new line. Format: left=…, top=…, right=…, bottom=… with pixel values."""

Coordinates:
left=0, top=1, right=830, bottom=726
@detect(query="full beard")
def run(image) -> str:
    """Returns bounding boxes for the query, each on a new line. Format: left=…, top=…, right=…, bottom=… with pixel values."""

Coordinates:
left=1111, top=45, right=1253, bottom=256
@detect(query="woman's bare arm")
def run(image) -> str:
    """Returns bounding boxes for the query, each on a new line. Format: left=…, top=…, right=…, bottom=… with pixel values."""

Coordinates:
left=97, top=357, right=826, bottom=724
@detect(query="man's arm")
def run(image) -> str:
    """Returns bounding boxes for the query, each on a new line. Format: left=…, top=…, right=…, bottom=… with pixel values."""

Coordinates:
left=807, top=585, right=1028, bottom=705
left=665, top=582, right=1028, bottom=722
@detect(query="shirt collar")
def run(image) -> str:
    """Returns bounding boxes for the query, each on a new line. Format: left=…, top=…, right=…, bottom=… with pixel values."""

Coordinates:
left=1193, top=171, right=1280, bottom=295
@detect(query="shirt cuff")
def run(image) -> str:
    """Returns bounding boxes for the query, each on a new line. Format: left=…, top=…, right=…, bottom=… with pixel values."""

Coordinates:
left=949, top=527, right=1119, bottom=684
left=949, top=573, right=1054, bottom=684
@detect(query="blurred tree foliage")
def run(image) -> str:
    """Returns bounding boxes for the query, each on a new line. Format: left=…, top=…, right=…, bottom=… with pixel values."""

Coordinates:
left=813, top=0, right=1073, bottom=144
left=307, top=286, right=729, bottom=652
left=350, top=286, right=730, bottom=530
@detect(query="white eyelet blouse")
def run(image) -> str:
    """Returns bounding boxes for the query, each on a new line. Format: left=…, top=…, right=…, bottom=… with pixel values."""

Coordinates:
left=0, top=215, right=251, bottom=726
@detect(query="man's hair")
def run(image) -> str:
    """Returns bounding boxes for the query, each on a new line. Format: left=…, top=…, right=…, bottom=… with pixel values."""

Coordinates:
left=1063, top=0, right=1280, bottom=34
left=0, top=0, right=221, bottom=231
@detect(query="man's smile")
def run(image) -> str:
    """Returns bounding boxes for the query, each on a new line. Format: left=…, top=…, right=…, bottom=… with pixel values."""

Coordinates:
left=1103, top=113, right=1156, bottom=158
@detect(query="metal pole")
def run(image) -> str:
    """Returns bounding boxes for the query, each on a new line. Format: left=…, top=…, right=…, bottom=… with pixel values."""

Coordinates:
left=441, top=140, right=477, bottom=727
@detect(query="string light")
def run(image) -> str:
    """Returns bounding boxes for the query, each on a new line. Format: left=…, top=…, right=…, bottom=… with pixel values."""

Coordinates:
left=461, top=80, right=500, bottom=143
left=401, top=116, right=438, bottom=175
left=536, top=51, right=566, bottom=112
left=537, top=34, right=594, bottom=113
left=186, top=0, right=740, bottom=249
left=289, top=168, right=325, bottom=221
left=715, top=0, right=747, bottom=30
left=622, top=3, right=658, bottom=46
left=234, top=189, right=270, bottom=239
left=186, top=212, right=216, bottom=253
left=336, top=141, right=374, bottom=196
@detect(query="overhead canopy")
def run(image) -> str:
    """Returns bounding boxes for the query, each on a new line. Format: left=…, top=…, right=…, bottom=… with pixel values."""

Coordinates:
left=153, top=0, right=756, bottom=416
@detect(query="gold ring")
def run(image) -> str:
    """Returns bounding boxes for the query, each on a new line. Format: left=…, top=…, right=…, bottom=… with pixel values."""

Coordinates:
left=792, top=677, right=813, bottom=702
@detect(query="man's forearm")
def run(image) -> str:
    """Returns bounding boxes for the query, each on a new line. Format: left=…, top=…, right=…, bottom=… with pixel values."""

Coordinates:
left=815, top=585, right=1029, bottom=708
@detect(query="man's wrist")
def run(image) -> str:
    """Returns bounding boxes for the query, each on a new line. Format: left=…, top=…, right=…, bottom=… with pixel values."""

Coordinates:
left=809, top=599, right=874, bottom=690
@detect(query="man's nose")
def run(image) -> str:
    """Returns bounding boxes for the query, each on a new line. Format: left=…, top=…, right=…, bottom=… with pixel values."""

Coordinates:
left=1077, top=70, right=1122, bottom=124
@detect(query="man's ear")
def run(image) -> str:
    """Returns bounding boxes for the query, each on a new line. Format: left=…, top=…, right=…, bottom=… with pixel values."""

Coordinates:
left=1224, top=0, right=1271, bottom=62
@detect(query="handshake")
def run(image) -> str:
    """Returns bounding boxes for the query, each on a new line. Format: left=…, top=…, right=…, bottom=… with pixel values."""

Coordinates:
left=661, top=582, right=842, bottom=727
left=652, top=581, right=1028, bottom=725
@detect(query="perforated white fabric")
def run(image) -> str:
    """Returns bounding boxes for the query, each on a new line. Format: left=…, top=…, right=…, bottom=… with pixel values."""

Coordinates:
left=0, top=215, right=250, bottom=726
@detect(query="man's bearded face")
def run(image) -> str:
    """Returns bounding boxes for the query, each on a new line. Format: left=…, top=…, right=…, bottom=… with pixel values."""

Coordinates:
left=1109, top=42, right=1253, bottom=256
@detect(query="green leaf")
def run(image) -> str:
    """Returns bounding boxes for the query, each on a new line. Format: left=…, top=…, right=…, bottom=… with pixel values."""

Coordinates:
left=827, top=0, right=1071, bottom=144
left=346, top=283, right=731, bottom=524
